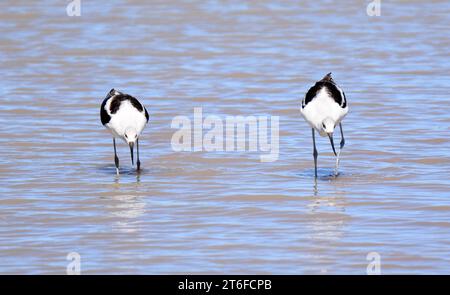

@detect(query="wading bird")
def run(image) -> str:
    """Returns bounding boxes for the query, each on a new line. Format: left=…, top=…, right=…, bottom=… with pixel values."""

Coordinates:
left=100, top=89, right=149, bottom=175
left=301, top=73, right=348, bottom=178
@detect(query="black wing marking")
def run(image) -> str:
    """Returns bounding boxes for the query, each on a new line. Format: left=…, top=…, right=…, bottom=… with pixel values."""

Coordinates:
left=104, top=89, right=148, bottom=121
left=323, top=82, right=344, bottom=106
left=109, top=95, right=121, bottom=114
left=100, top=89, right=118, bottom=126
left=303, top=81, right=345, bottom=109
left=128, top=96, right=144, bottom=113
left=109, top=93, right=145, bottom=114
left=342, top=91, right=347, bottom=108
left=320, top=73, right=346, bottom=107
left=144, top=107, right=149, bottom=122
left=100, top=97, right=111, bottom=125
left=303, top=83, right=322, bottom=108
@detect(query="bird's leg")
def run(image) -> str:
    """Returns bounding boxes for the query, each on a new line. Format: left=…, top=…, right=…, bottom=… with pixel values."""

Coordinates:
left=339, top=123, right=345, bottom=150
left=312, top=128, right=318, bottom=178
left=334, top=123, right=345, bottom=176
left=113, top=138, right=119, bottom=175
left=136, top=139, right=141, bottom=172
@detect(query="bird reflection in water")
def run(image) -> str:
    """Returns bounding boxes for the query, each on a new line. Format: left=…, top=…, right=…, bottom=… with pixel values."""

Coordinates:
left=108, top=194, right=146, bottom=233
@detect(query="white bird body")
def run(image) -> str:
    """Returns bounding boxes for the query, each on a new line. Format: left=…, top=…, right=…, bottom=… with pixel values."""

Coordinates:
left=100, top=89, right=149, bottom=174
left=105, top=99, right=147, bottom=140
left=301, top=73, right=348, bottom=177
left=301, top=87, right=348, bottom=136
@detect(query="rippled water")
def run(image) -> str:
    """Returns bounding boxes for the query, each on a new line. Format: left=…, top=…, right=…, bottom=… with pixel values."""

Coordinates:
left=1, top=1, right=449, bottom=274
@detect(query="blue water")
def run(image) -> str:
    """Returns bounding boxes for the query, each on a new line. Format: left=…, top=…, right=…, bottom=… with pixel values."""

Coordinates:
left=0, top=1, right=449, bottom=274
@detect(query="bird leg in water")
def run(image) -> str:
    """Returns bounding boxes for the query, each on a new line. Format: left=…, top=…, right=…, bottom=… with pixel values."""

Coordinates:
left=136, top=139, right=141, bottom=171
left=334, top=123, right=345, bottom=176
left=312, top=128, right=318, bottom=178
left=113, top=138, right=119, bottom=175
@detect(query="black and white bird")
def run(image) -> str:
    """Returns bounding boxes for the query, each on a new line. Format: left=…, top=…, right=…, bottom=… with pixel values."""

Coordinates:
left=301, top=73, right=348, bottom=178
left=100, top=89, right=149, bottom=175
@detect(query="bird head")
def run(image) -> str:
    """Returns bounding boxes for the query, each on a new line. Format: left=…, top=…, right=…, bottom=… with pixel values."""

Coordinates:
left=124, top=127, right=138, bottom=166
left=124, top=127, right=138, bottom=144
left=321, top=118, right=337, bottom=156
left=321, top=118, right=335, bottom=134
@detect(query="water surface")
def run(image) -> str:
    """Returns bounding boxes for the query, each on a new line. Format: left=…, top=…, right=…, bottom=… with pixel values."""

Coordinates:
left=0, top=0, right=449, bottom=274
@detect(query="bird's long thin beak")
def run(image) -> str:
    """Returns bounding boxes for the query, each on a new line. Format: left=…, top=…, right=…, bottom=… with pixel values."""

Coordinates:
left=129, top=142, right=134, bottom=166
left=328, top=133, right=337, bottom=156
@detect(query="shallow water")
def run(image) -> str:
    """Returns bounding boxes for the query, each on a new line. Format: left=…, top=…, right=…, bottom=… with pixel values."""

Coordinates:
left=1, top=1, right=450, bottom=274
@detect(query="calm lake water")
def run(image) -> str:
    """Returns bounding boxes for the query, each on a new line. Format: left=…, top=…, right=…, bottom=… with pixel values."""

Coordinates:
left=1, top=1, right=449, bottom=274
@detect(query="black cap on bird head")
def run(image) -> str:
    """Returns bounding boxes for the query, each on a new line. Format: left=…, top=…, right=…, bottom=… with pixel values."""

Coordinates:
left=320, top=72, right=334, bottom=83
